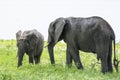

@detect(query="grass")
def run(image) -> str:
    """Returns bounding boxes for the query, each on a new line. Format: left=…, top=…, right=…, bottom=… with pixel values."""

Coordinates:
left=0, top=40, right=120, bottom=80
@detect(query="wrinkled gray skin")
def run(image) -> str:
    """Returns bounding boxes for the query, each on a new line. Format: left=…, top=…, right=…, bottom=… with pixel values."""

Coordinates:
left=48, top=16, right=117, bottom=73
left=16, top=29, right=44, bottom=67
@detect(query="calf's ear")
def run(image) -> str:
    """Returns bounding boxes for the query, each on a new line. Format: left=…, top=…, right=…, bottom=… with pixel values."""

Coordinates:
left=16, top=30, right=22, bottom=42
left=26, top=33, right=38, bottom=45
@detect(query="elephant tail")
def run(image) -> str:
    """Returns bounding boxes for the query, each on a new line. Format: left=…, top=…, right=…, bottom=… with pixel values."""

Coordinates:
left=113, top=38, right=119, bottom=72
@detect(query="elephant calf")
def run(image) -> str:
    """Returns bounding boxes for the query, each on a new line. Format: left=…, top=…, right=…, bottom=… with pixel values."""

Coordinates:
left=16, top=29, right=44, bottom=67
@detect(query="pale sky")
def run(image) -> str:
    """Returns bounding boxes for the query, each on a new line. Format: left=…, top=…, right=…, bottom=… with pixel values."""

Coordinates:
left=0, top=0, right=120, bottom=41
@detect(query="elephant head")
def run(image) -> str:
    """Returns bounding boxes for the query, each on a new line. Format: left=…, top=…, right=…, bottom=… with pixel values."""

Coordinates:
left=48, top=18, right=67, bottom=64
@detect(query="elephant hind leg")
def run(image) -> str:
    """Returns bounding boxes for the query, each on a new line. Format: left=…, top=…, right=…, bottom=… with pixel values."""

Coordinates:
left=97, top=46, right=109, bottom=73
left=29, top=55, right=34, bottom=64
left=97, top=52, right=108, bottom=73
left=101, top=56, right=108, bottom=73
left=34, top=51, right=42, bottom=64
left=97, top=48, right=109, bottom=73
left=107, top=40, right=113, bottom=72
left=96, top=39, right=109, bottom=73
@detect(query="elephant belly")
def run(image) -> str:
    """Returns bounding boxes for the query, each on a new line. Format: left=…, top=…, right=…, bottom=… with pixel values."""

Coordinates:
left=77, top=39, right=96, bottom=53
left=75, top=30, right=97, bottom=53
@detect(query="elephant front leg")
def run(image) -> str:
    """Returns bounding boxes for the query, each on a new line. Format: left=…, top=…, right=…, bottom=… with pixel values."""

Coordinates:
left=66, top=49, right=72, bottom=67
left=74, top=52, right=84, bottom=69
left=67, top=45, right=83, bottom=69
left=48, top=43, right=55, bottom=64
left=17, top=51, right=24, bottom=67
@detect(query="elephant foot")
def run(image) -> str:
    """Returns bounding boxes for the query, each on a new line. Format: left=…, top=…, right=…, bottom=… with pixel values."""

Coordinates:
left=66, top=64, right=72, bottom=68
left=101, top=68, right=108, bottom=74
left=51, top=61, right=55, bottom=64
left=17, top=64, right=22, bottom=68
left=77, top=66, right=84, bottom=69
left=108, top=67, right=113, bottom=73
left=76, top=63, right=84, bottom=69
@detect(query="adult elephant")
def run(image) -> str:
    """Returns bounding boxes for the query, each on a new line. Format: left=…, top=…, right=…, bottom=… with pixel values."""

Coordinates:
left=47, top=16, right=118, bottom=73
left=16, top=29, right=44, bottom=67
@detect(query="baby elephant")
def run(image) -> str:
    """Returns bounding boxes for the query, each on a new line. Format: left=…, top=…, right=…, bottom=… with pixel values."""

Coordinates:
left=16, top=29, right=44, bottom=67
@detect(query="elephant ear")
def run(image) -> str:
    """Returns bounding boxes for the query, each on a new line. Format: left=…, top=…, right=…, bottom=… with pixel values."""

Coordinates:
left=54, top=19, right=65, bottom=43
left=48, top=18, right=65, bottom=44
left=48, top=22, right=54, bottom=43
left=16, top=30, right=22, bottom=42
left=26, top=33, right=38, bottom=47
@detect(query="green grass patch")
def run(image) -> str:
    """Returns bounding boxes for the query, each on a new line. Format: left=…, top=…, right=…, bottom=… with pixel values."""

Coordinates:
left=0, top=40, right=120, bottom=80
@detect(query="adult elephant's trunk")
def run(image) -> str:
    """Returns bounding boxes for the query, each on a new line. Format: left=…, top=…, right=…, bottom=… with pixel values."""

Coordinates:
left=48, top=43, right=55, bottom=64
